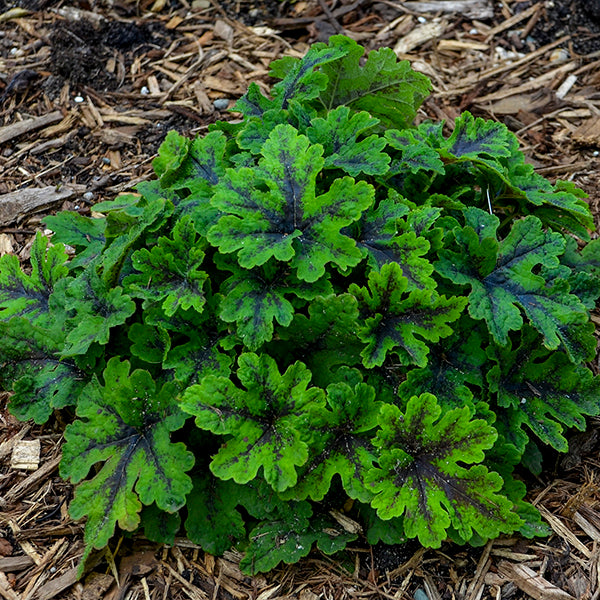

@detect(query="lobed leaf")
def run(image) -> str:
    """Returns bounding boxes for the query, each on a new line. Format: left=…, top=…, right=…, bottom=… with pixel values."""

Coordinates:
left=0, top=233, right=69, bottom=326
left=208, top=124, right=373, bottom=281
left=315, top=35, right=431, bottom=129
left=124, top=216, right=208, bottom=316
left=44, top=212, right=106, bottom=270
left=185, top=475, right=246, bottom=555
left=351, top=263, right=466, bottom=368
left=0, top=317, right=86, bottom=423
left=181, top=353, right=325, bottom=492
left=436, top=212, right=589, bottom=348
left=307, top=106, right=390, bottom=176
left=218, top=260, right=331, bottom=350
left=61, top=358, right=194, bottom=552
left=487, top=326, right=600, bottom=453
left=60, top=268, right=136, bottom=356
left=368, top=394, right=521, bottom=546
left=285, top=381, right=381, bottom=503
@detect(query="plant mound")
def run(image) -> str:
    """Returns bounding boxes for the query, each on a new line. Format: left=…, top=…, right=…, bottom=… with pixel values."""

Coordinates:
left=1, top=35, right=599, bottom=573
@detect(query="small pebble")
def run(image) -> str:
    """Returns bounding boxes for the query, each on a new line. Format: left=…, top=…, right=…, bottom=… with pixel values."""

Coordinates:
left=469, top=28, right=478, bottom=35
left=414, top=589, right=429, bottom=600
left=550, top=48, right=569, bottom=62
left=141, top=86, right=150, bottom=95
left=74, top=95, right=84, bottom=103
left=593, top=150, right=599, bottom=157
left=213, top=98, right=230, bottom=110
left=417, top=16, right=427, bottom=23
left=83, top=192, right=94, bottom=202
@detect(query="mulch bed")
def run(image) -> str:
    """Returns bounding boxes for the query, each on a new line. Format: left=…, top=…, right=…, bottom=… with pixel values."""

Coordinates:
left=1, top=0, right=600, bottom=598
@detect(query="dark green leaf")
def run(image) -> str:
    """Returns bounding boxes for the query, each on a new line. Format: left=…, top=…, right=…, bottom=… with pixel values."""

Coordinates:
left=284, top=381, right=380, bottom=503
left=0, top=317, right=86, bottom=423
left=0, top=233, right=69, bottom=326
left=185, top=475, right=245, bottom=554
left=436, top=212, right=588, bottom=348
left=307, top=106, right=390, bottom=175
left=44, top=212, right=106, bottom=270
left=218, top=261, right=331, bottom=350
left=315, top=35, right=431, bottom=129
left=487, top=326, right=600, bottom=452
left=61, top=268, right=136, bottom=356
left=124, top=216, right=208, bottom=316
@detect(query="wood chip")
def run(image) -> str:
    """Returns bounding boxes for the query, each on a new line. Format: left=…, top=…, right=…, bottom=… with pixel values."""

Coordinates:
left=0, top=555, right=34, bottom=572
left=81, top=572, right=114, bottom=600
left=10, top=439, right=40, bottom=471
left=537, top=505, right=591, bottom=558
left=2, top=455, right=61, bottom=505
left=0, top=186, right=83, bottom=227
left=0, top=111, right=63, bottom=145
left=394, top=20, right=447, bottom=55
left=34, top=567, right=78, bottom=600
left=497, top=560, right=576, bottom=600
left=401, top=0, right=492, bottom=19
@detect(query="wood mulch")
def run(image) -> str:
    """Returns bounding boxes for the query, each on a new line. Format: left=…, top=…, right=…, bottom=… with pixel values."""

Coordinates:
left=1, top=0, right=600, bottom=598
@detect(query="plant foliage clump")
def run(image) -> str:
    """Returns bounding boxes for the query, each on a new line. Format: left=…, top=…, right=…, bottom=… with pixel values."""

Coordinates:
left=1, top=35, right=599, bottom=573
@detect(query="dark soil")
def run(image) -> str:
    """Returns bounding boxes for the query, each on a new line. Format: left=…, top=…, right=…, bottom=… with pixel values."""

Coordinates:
left=529, top=0, right=600, bottom=54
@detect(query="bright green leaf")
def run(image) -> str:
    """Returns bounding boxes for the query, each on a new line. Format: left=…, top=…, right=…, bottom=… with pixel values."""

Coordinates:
left=61, top=358, right=194, bottom=552
left=367, top=395, right=521, bottom=546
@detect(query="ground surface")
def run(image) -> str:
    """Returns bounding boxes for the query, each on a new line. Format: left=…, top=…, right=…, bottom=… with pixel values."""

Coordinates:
left=1, top=0, right=600, bottom=599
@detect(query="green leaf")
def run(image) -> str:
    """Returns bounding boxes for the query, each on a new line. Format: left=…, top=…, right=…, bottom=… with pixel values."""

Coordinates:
left=356, top=504, right=407, bottom=545
left=239, top=502, right=313, bottom=573
left=487, top=326, right=600, bottom=452
left=233, top=81, right=276, bottom=117
left=436, top=212, right=588, bottom=348
left=180, top=353, right=325, bottom=492
left=269, top=41, right=349, bottom=109
left=561, top=237, right=600, bottom=310
left=218, top=261, right=331, bottom=350
left=100, top=194, right=171, bottom=282
left=208, top=124, right=373, bottom=281
left=164, top=334, right=232, bottom=387
left=315, top=35, right=431, bottom=129
left=185, top=475, right=245, bottom=555
left=508, top=163, right=594, bottom=232
left=354, top=197, right=435, bottom=290
left=275, top=294, right=363, bottom=386
left=128, top=322, right=171, bottom=364
left=367, top=395, right=521, bottom=547
left=141, top=504, right=181, bottom=545
left=442, top=112, right=513, bottom=161
left=398, top=318, right=487, bottom=410
left=307, top=106, right=390, bottom=176
left=0, top=317, right=86, bottom=423
left=284, top=381, right=380, bottom=503
left=240, top=504, right=357, bottom=575
left=124, top=216, right=208, bottom=316
left=350, top=263, right=466, bottom=368
left=386, top=129, right=445, bottom=175
left=153, top=130, right=190, bottom=179
left=44, top=212, right=106, bottom=270
left=61, top=358, right=194, bottom=552
left=61, top=268, right=136, bottom=356
left=0, top=233, right=69, bottom=326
